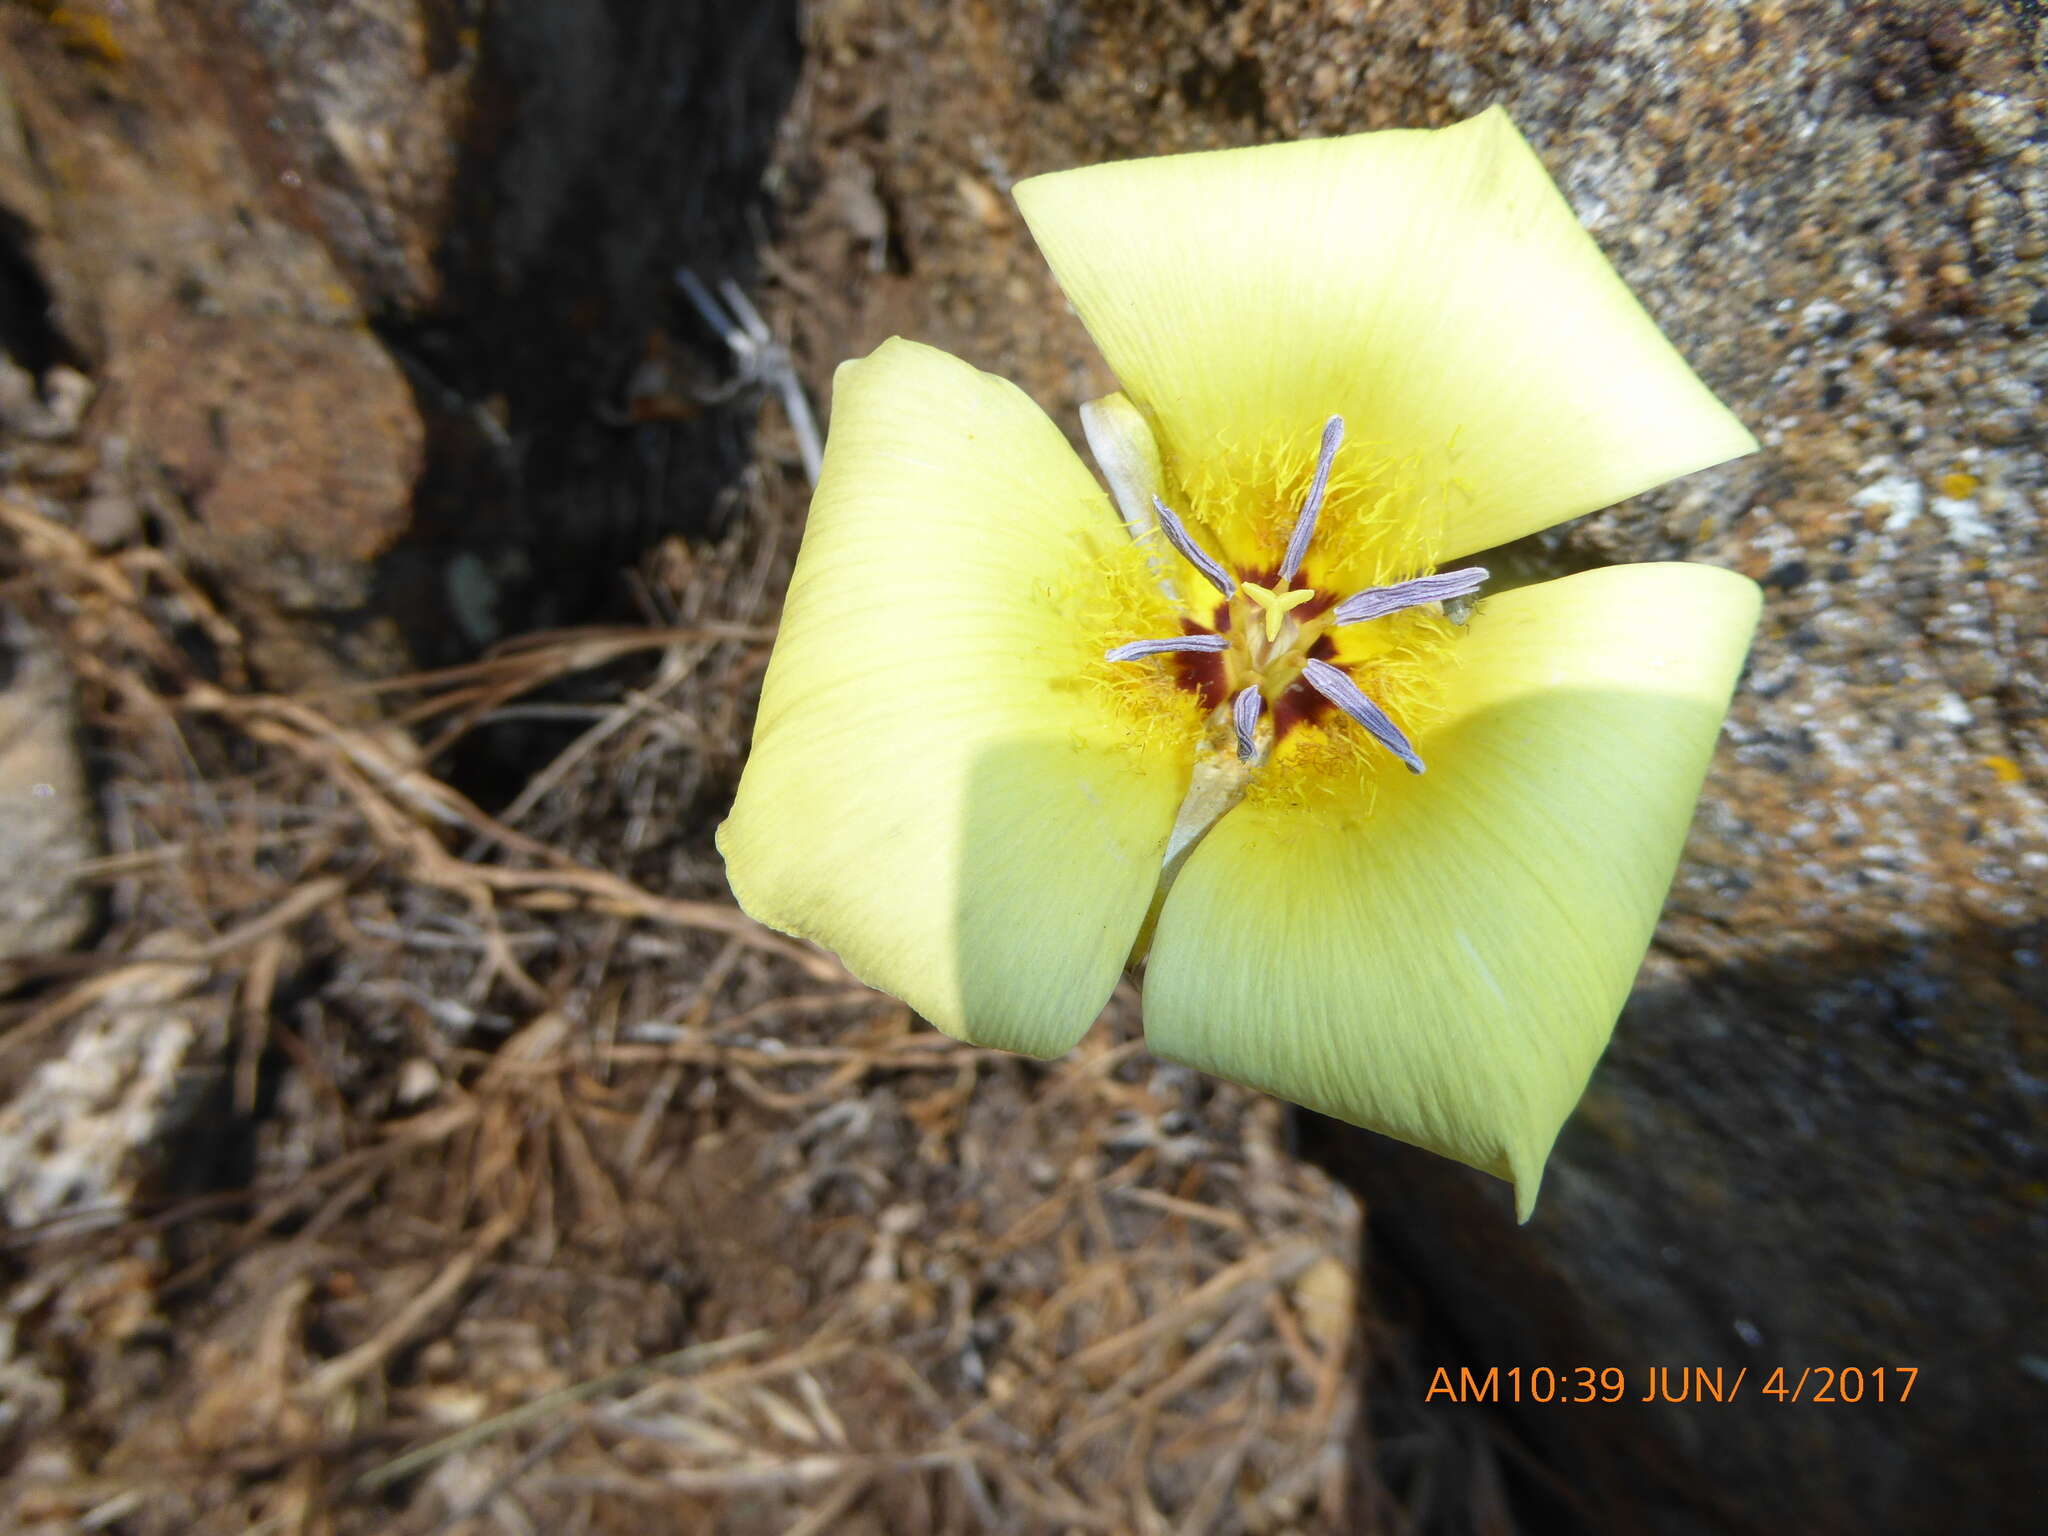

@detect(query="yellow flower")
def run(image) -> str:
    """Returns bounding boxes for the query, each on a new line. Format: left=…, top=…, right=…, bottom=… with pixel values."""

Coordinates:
left=718, top=109, right=1760, bottom=1219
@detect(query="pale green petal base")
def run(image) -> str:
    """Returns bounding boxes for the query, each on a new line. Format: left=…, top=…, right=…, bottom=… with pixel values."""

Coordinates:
left=719, top=339, right=1191, bottom=1057
left=1140, top=563, right=1761, bottom=1220
left=1017, top=109, right=1759, bottom=559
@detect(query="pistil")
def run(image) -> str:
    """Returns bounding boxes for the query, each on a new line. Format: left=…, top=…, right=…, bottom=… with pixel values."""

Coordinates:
left=1240, top=580, right=1316, bottom=644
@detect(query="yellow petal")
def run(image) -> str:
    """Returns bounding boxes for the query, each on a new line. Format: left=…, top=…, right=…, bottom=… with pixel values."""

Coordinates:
left=1140, top=563, right=1760, bottom=1218
left=719, top=338, right=1196, bottom=1056
left=1015, top=108, right=1758, bottom=561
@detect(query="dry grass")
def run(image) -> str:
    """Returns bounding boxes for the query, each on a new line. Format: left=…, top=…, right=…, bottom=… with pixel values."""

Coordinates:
left=0, top=468, right=1377, bottom=1534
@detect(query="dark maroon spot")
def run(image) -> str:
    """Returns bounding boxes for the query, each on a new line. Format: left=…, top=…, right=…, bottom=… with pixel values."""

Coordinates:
left=1296, top=589, right=1337, bottom=621
left=1305, top=633, right=1337, bottom=662
left=1270, top=674, right=1334, bottom=742
left=1172, top=647, right=1229, bottom=710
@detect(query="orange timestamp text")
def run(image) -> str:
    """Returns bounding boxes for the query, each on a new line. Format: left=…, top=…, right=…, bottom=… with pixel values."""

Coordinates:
left=1424, top=1365, right=1917, bottom=1405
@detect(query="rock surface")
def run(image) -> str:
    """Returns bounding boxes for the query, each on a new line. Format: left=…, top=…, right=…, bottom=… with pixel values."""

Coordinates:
left=0, top=0, right=799, bottom=683
left=0, top=3, right=423, bottom=685
left=762, top=1, right=2046, bottom=1531
left=0, top=951, right=214, bottom=1228
left=0, top=616, right=94, bottom=960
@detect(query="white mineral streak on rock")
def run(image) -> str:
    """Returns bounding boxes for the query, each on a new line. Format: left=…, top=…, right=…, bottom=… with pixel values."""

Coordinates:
left=1848, top=469, right=1925, bottom=535
left=0, top=949, right=215, bottom=1228
left=1929, top=493, right=1993, bottom=545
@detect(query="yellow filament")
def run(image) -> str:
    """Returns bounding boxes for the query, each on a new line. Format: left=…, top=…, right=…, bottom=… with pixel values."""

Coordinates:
left=1063, top=523, right=1206, bottom=764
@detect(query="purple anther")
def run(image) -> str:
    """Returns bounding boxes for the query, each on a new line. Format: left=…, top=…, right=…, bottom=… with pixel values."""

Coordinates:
left=1300, top=659, right=1425, bottom=774
left=1104, top=633, right=1232, bottom=664
left=1331, top=567, right=1489, bottom=627
left=1278, top=415, right=1345, bottom=583
left=1231, top=683, right=1264, bottom=762
left=1152, top=495, right=1235, bottom=598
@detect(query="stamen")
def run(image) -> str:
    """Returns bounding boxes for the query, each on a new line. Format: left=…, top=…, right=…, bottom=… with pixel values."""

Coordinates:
left=1231, top=684, right=1264, bottom=762
left=1300, top=659, right=1426, bottom=774
left=1104, top=633, right=1232, bottom=663
left=1332, top=567, right=1489, bottom=627
left=1152, top=495, right=1235, bottom=598
left=1278, top=415, right=1345, bottom=582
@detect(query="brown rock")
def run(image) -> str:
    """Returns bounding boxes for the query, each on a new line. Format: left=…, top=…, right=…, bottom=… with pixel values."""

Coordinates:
left=0, top=1, right=427, bottom=684
left=122, top=305, right=420, bottom=614
left=0, top=1, right=801, bottom=682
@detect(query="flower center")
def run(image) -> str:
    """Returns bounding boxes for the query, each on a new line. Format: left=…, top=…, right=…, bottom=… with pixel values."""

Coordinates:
left=1104, top=414, right=1488, bottom=776
left=1239, top=580, right=1316, bottom=646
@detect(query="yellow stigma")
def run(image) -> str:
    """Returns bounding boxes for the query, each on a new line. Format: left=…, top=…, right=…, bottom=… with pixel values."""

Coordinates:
left=1240, top=580, right=1316, bottom=642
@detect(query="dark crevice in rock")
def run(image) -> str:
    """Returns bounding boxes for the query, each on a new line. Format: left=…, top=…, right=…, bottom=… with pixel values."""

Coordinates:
left=0, top=208, right=75, bottom=376
left=345, top=3, right=803, bottom=812
left=1029, top=2, right=1093, bottom=102
left=1176, top=53, right=1269, bottom=130
left=370, top=1, right=804, bottom=672
left=1455, top=527, right=1619, bottom=599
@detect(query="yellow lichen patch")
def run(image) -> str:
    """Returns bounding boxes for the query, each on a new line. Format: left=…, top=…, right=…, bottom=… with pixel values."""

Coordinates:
left=1058, top=521, right=1206, bottom=762
left=1983, top=754, right=2025, bottom=786
left=47, top=6, right=124, bottom=66
left=1940, top=471, right=1981, bottom=499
